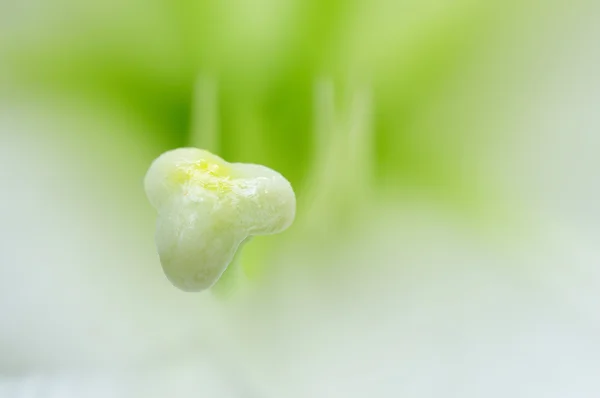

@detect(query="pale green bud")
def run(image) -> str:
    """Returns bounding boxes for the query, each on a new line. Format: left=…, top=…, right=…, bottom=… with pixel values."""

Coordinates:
left=144, top=148, right=296, bottom=291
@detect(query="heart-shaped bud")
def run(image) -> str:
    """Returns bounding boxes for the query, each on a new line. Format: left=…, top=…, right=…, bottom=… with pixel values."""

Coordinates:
left=144, top=148, right=296, bottom=291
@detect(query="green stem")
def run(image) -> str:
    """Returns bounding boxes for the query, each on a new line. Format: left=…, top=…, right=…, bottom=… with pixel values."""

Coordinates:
left=190, top=75, right=219, bottom=153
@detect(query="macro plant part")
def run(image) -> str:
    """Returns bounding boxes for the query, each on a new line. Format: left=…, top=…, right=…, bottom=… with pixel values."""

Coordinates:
left=144, top=148, right=296, bottom=292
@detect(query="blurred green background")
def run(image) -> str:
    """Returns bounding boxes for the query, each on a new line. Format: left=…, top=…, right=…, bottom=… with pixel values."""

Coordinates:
left=1, top=0, right=600, bottom=396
